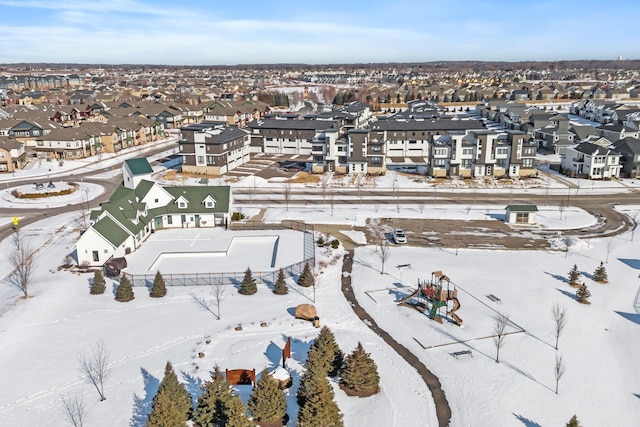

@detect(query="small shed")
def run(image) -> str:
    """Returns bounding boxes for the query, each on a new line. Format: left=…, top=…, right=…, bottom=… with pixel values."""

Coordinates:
left=505, top=204, right=538, bottom=224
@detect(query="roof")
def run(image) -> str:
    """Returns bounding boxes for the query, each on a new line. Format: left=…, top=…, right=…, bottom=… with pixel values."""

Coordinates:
left=163, top=186, right=231, bottom=214
left=92, top=216, right=130, bottom=247
left=124, top=158, right=153, bottom=175
left=506, top=204, right=538, bottom=212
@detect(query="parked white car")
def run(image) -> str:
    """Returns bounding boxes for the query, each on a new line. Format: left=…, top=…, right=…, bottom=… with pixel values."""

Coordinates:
left=393, top=228, right=407, bottom=244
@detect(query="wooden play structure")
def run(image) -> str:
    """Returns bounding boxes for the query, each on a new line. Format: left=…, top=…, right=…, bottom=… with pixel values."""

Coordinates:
left=398, top=270, right=463, bottom=326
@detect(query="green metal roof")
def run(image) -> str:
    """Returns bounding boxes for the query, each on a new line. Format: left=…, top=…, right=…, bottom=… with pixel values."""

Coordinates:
left=506, top=204, right=538, bottom=212
left=92, top=216, right=131, bottom=247
left=164, top=186, right=230, bottom=214
left=124, top=158, right=153, bottom=175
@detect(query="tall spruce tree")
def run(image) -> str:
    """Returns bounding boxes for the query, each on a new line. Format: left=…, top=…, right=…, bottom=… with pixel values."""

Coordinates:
left=115, top=275, right=134, bottom=302
left=247, top=369, right=287, bottom=424
left=568, top=264, right=581, bottom=288
left=297, top=262, right=315, bottom=288
left=296, top=372, right=343, bottom=427
left=576, top=284, right=591, bottom=304
left=146, top=389, right=185, bottom=427
left=593, top=262, right=608, bottom=283
left=273, top=269, right=288, bottom=295
left=220, top=392, right=252, bottom=427
left=340, top=342, right=380, bottom=397
left=297, top=354, right=324, bottom=406
left=238, top=267, right=257, bottom=295
left=195, top=367, right=251, bottom=427
left=153, top=361, right=191, bottom=422
left=150, top=271, right=167, bottom=297
left=308, top=326, right=343, bottom=377
left=90, top=270, right=106, bottom=295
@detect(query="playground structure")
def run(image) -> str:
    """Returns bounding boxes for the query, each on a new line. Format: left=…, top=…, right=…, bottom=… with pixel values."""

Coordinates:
left=398, top=270, right=463, bottom=326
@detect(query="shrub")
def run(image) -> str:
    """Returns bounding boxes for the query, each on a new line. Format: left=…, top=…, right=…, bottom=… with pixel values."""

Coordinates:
left=231, top=212, right=246, bottom=221
left=317, top=237, right=325, bottom=247
left=331, top=239, right=340, bottom=249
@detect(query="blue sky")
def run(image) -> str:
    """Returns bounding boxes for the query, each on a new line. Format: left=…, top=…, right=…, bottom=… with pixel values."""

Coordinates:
left=0, top=0, right=638, bottom=65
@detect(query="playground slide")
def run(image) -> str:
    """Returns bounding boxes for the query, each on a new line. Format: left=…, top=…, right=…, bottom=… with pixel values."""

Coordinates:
left=448, top=297, right=463, bottom=326
left=398, top=288, right=420, bottom=305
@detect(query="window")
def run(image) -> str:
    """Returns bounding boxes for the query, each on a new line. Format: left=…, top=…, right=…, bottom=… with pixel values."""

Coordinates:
left=371, top=146, right=381, bottom=152
left=178, top=201, right=186, bottom=208
left=167, top=215, right=173, bottom=225
left=461, top=159, right=472, bottom=168
left=522, top=158, right=534, bottom=168
left=515, top=212, right=529, bottom=224
left=434, top=148, right=447, bottom=156
left=434, top=159, right=446, bottom=167
left=92, top=251, right=99, bottom=262
left=524, top=148, right=536, bottom=155
left=206, top=201, right=213, bottom=208
left=462, top=148, right=474, bottom=156
left=197, top=156, right=204, bottom=164
left=497, top=148, right=509, bottom=155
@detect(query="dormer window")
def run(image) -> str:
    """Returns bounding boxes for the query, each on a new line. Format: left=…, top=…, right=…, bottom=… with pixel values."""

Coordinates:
left=178, top=201, right=186, bottom=208
left=205, top=201, right=213, bottom=208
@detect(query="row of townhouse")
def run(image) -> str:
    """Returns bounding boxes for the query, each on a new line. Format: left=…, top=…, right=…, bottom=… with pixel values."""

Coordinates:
left=572, top=99, right=640, bottom=125
left=243, top=113, right=538, bottom=178
left=31, top=117, right=164, bottom=160
left=563, top=136, right=640, bottom=179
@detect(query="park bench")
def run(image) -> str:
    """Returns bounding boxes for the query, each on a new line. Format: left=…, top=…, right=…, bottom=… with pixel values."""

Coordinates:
left=487, top=294, right=502, bottom=303
left=451, top=350, right=473, bottom=359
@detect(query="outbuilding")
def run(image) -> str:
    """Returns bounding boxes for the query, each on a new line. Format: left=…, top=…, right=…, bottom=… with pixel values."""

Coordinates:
left=505, top=204, right=538, bottom=225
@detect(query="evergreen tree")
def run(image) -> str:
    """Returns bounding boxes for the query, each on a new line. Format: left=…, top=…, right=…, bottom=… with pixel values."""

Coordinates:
left=115, top=275, right=134, bottom=302
left=273, top=268, right=288, bottom=295
left=238, top=267, right=257, bottom=295
left=194, top=367, right=227, bottom=426
left=146, top=389, right=185, bottom=427
left=247, top=369, right=287, bottom=424
left=297, top=262, right=315, bottom=288
left=90, top=270, right=106, bottom=295
left=153, top=361, right=191, bottom=422
left=308, top=326, right=343, bottom=377
left=194, top=367, right=251, bottom=427
left=593, top=262, right=608, bottom=283
left=568, top=264, right=581, bottom=288
left=221, top=393, right=252, bottom=427
left=566, top=415, right=581, bottom=427
left=297, top=372, right=343, bottom=427
left=340, top=342, right=380, bottom=397
left=150, top=271, right=167, bottom=298
left=576, top=284, right=591, bottom=304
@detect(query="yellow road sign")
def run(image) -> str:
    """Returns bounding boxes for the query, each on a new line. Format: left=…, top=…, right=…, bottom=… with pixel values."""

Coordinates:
left=12, top=217, right=19, bottom=226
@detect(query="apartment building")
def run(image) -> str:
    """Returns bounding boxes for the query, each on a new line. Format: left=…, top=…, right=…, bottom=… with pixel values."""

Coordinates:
left=180, top=122, right=251, bottom=175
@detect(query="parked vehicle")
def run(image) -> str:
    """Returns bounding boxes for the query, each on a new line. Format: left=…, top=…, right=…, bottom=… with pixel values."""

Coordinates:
left=393, top=229, right=407, bottom=244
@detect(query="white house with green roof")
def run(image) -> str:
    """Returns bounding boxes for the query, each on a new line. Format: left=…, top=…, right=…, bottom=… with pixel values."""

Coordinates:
left=75, top=158, right=232, bottom=266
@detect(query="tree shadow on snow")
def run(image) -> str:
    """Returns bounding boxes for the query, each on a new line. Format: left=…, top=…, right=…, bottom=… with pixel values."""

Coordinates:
left=181, top=371, right=202, bottom=410
left=513, top=413, right=542, bottom=427
left=503, top=361, right=554, bottom=393
left=634, top=393, right=640, bottom=399
left=544, top=271, right=568, bottom=284
left=556, top=288, right=577, bottom=301
left=130, top=368, right=160, bottom=427
left=618, top=258, right=640, bottom=270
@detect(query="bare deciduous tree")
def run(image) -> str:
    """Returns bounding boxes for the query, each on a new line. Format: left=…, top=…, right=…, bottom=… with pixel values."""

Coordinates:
left=8, top=228, right=37, bottom=298
left=213, top=282, right=225, bottom=320
left=283, top=181, right=292, bottom=211
left=329, top=191, right=335, bottom=216
left=80, top=340, right=111, bottom=401
left=631, top=211, right=639, bottom=241
left=605, top=238, right=614, bottom=264
left=551, top=303, right=568, bottom=350
left=492, top=313, right=510, bottom=363
left=61, top=394, right=88, bottom=427
left=377, top=240, right=390, bottom=275
left=320, top=172, right=330, bottom=203
left=554, top=354, right=566, bottom=394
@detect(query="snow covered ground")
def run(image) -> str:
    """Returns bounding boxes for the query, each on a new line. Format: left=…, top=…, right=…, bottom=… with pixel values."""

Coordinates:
left=0, top=200, right=638, bottom=426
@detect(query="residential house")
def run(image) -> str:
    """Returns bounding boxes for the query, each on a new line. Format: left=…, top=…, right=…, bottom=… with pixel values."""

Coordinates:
left=0, top=136, right=26, bottom=172
left=596, top=123, right=639, bottom=141
left=561, top=142, right=622, bottom=179
left=611, top=137, right=640, bottom=177
left=75, top=158, right=232, bottom=266
left=248, top=118, right=340, bottom=155
left=33, top=127, right=99, bottom=159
